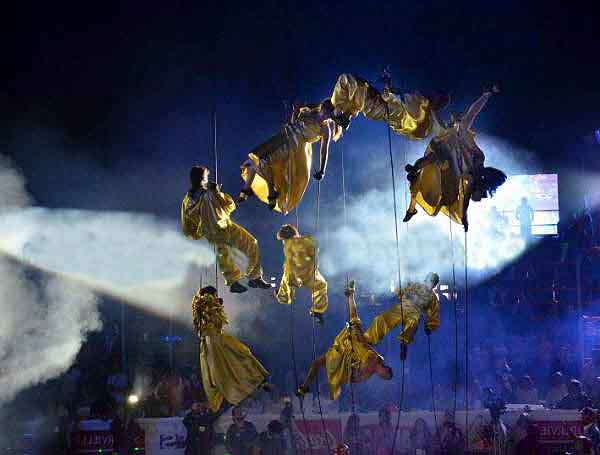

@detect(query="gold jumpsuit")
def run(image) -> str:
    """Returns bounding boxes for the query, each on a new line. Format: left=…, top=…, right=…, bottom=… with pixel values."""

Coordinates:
left=409, top=92, right=493, bottom=225
left=331, top=73, right=436, bottom=140
left=364, top=282, right=440, bottom=346
left=192, top=290, right=268, bottom=412
left=276, top=235, right=328, bottom=315
left=181, top=186, right=263, bottom=285
left=241, top=109, right=338, bottom=215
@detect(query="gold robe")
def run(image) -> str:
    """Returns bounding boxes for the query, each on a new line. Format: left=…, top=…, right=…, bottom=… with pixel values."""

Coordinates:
left=241, top=110, right=337, bottom=215
left=324, top=315, right=383, bottom=401
left=181, top=186, right=262, bottom=284
left=331, top=73, right=435, bottom=139
left=276, top=235, right=328, bottom=314
left=192, top=291, right=268, bottom=412
left=364, top=282, right=440, bottom=346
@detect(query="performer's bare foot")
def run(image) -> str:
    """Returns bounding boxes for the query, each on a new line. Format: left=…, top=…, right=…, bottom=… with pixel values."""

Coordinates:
left=296, top=384, right=309, bottom=398
left=230, top=282, right=248, bottom=294
left=310, top=311, right=324, bottom=326
left=248, top=277, right=272, bottom=289
left=403, top=208, right=417, bottom=222
left=237, top=188, right=253, bottom=203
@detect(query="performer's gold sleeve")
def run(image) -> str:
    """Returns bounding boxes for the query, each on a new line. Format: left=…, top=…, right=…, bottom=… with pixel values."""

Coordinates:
left=181, top=189, right=262, bottom=284
left=192, top=293, right=268, bottom=412
left=325, top=324, right=382, bottom=401
left=241, top=112, right=331, bottom=215
left=331, top=73, right=434, bottom=140
left=276, top=235, right=328, bottom=314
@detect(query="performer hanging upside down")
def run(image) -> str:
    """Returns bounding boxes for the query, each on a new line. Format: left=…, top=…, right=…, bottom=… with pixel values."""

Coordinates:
left=330, top=71, right=449, bottom=139
left=239, top=99, right=344, bottom=214
left=192, top=286, right=270, bottom=412
left=403, top=86, right=507, bottom=231
left=181, top=165, right=271, bottom=293
left=275, top=224, right=328, bottom=324
left=369, top=273, right=441, bottom=361
left=296, top=280, right=393, bottom=401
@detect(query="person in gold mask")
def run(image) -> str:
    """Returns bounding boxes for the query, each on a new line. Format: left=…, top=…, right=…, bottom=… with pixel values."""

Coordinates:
left=192, top=286, right=270, bottom=412
left=181, top=165, right=271, bottom=294
left=275, top=224, right=328, bottom=324
left=238, top=99, right=344, bottom=214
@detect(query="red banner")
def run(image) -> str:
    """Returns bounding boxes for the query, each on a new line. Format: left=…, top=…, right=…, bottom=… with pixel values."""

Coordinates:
left=294, top=418, right=342, bottom=454
left=71, top=431, right=114, bottom=453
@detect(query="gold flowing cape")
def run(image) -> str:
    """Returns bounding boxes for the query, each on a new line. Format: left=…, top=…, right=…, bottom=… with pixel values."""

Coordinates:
left=192, top=292, right=268, bottom=412
left=241, top=111, right=335, bottom=215
left=331, top=73, right=434, bottom=139
left=325, top=323, right=382, bottom=401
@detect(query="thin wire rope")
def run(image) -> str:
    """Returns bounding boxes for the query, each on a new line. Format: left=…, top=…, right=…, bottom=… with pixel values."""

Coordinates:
left=341, top=144, right=359, bottom=441
left=213, top=109, right=219, bottom=289
left=311, top=181, right=332, bottom=455
left=464, top=228, right=470, bottom=446
left=450, top=219, right=459, bottom=417
left=280, top=100, right=314, bottom=455
left=428, top=335, right=440, bottom=443
left=385, top=102, right=406, bottom=455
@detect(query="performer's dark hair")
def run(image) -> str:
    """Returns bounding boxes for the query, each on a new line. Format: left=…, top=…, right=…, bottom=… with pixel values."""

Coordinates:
left=200, top=285, right=218, bottom=295
left=190, top=166, right=209, bottom=188
left=277, top=224, right=299, bottom=240
left=481, top=167, right=507, bottom=197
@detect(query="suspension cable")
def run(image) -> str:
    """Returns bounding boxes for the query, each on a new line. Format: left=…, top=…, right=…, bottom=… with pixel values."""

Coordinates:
left=450, top=219, right=459, bottom=417
left=385, top=102, right=406, bottom=455
left=428, top=335, right=440, bottom=441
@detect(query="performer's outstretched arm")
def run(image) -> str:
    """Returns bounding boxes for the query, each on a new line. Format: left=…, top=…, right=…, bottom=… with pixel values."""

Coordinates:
left=425, top=293, right=440, bottom=334
left=345, top=281, right=359, bottom=323
left=462, top=87, right=497, bottom=131
left=314, top=121, right=332, bottom=180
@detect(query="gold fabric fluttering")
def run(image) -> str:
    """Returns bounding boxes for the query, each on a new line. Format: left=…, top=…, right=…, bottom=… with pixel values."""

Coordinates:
left=241, top=109, right=337, bottom=215
left=365, top=282, right=440, bottom=346
left=324, top=319, right=382, bottom=400
left=276, top=235, right=328, bottom=314
left=181, top=186, right=262, bottom=284
left=331, top=73, right=435, bottom=140
left=192, top=291, right=268, bottom=412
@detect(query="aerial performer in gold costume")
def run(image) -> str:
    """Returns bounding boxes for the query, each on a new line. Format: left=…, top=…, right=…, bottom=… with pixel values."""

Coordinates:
left=403, top=86, right=507, bottom=231
left=296, top=273, right=441, bottom=400
left=181, top=165, right=272, bottom=294
left=192, top=286, right=270, bottom=412
left=275, top=224, right=328, bottom=324
left=330, top=70, right=449, bottom=139
left=296, top=280, right=392, bottom=401
left=238, top=99, right=344, bottom=214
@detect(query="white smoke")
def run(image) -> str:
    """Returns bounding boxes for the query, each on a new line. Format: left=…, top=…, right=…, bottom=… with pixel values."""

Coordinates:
left=0, top=261, right=100, bottom=403
left=319, top=134, right=536, bottom=292
left=0, top=154, right=215, bottom=403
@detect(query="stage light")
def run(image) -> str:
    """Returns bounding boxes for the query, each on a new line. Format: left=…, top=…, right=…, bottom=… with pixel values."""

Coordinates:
left=595, top=129, right=600, bottom=145
left=127, top=394, right=139, bottom=405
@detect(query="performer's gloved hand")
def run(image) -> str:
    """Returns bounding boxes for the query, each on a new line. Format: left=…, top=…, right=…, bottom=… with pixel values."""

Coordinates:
left=400, top=343, right=408, bottom=361
left=313, top=170, right=325, bottom=181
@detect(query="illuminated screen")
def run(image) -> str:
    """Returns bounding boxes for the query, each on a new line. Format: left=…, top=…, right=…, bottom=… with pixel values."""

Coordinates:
left=480, top=174, right=560, bottom=236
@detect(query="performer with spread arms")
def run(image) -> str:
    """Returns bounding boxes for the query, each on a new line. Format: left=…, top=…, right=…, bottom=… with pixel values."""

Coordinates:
left=239, top=99, right=344, bottom=213
left=296, top=280, right=392, bottom=400
left=275, top=224, right=328, bottom=324
left=403, top=86, right=506, bottom=231
left=181, top=165, right=271, bottom=294
left=192, top=286, right=270, bottom=412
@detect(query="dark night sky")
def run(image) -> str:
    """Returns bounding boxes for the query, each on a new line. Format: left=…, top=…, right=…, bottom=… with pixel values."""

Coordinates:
left=1, top=0, right=599, bottom=216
